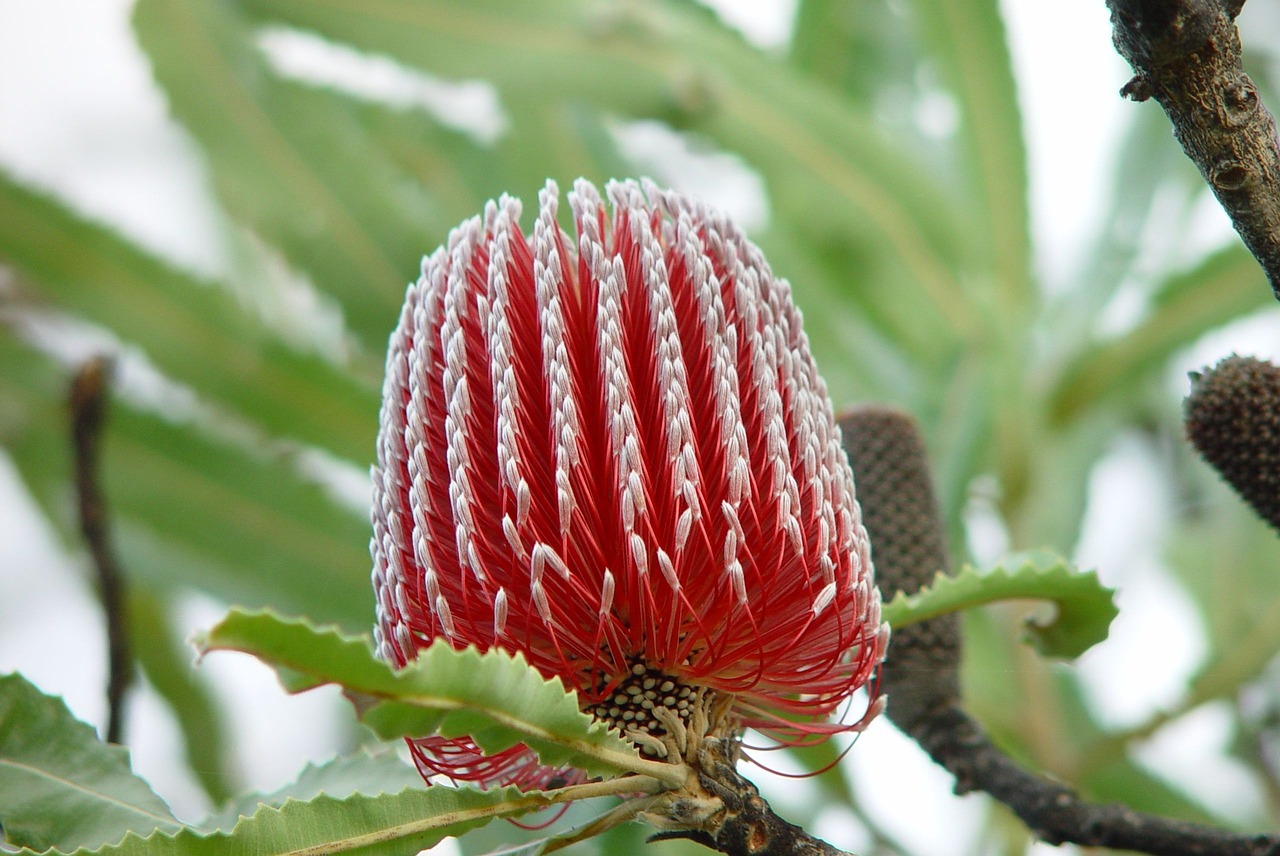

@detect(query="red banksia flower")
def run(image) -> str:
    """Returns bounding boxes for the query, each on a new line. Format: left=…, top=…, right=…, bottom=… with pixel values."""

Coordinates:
left=371, top=178, right=888, bottom=789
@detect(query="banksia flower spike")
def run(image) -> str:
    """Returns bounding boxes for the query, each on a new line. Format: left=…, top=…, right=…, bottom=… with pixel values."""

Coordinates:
left=371, top=178, right=888, bottom=790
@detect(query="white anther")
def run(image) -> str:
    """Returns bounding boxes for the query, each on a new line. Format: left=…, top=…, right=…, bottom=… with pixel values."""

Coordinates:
left=600, top=569, right=616, bottom=616
left=435, top=595, right=456, bottom=638
left=532, top=581, right=553, bottom=626
left=812, top=581, right=837, bottom=617
left=727, top=560, right=747, bottom=605
left=656, top=548, right=680, bottom=592
left=494, top=587, right=509, bottom=638
left=630, top=533, right=648, bottom=575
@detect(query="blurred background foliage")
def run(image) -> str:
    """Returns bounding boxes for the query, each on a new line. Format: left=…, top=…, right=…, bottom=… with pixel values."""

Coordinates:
left=2, top=0, right=1280, bottom=853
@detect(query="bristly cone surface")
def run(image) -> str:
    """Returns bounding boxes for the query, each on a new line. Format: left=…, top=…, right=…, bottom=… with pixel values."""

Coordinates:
left=837, top=406, right=960, bottom=733
left=1185, top=354, right=1280, bottom=533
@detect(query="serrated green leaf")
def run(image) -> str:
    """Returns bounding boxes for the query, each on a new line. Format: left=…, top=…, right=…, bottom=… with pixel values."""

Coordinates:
left=193, top=610, right=679, bottom=786
left=199, top=750, right=423, bottom=833
left=20, top=786, right=559, bottom=856
left=881, top=558, right=1118, bottom=659
left=0, top=673, right=180, bottom=852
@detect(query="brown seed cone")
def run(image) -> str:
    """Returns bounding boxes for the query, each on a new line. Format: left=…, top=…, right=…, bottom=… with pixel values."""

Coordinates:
left=838, top=405, right=961, bottom=732
left=1185, top=354, right=1280, bottom=534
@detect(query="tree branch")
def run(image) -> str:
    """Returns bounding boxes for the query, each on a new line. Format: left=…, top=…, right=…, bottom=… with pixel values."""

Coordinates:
left=648, top=733, right=849, bottom=856
left=837, top=404, right=1280, bottom=856
left=70, top=355, right=133, bottom=745
left=1107, top=0, right=1280, bottom=301
left=913, top=704, right=1280, bottom=855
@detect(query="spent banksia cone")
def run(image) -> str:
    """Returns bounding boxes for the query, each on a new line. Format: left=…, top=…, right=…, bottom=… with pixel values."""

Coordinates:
left=371, top=178, right=888, bottom=789
left=1185, top=354, right=1280, bottom=533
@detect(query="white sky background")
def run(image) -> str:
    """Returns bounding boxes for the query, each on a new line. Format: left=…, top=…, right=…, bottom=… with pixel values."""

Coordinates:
left=2, top=1, right=1279, bottom=853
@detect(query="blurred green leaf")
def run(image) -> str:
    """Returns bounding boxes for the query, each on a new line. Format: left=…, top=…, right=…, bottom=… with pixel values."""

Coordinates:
left=193, top=610, right=672, bottom=785
left=1047, top=107, right=1207, bottom=349
left=131, top=0, right=643, bottom=353
left=0, top=321, right=72, bottom=496
left=1049, top=672, right=1226, bottom=827
left=1170, top=475, right=1280, bottom=660
left=100, top=409, right=372, bottom=628
left=883, top=558, right=1118, bottom=659
left=790, top=0, right=919, bottom=107
left=1005, top=413, right=1122, bottom=558
left=1162, top=477, right=1280, bottom=717
left=0, top=673, right=180, bottom=852
left=1048, top=245, right=1270, bottom=426
left=1083, top=755, right=1226, bottom=826
left=198, top=749, right=423, bottom=832
left=0, top=331, right=373, bottom=632
left=225, top=0, right=976, bottom=362
left=131, top=0, right=418, bottom=347
left=128, top=589, right=237, bottom=807
left=0, top=171, right=379, bottom=464
left=912, top=0, right=1030, bottom=310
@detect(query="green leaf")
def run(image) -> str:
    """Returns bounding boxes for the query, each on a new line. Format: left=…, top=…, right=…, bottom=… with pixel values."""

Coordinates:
left=99, top=409, right=373, bottom=629
left=1046, top=108, right=1206, bottom=349
left=0, top=324, right=73, bottom=502
left=793, top=0, right=1031, bottom=320
left=129, top=0, right=678, bottom=363
left=1141, top=478, right=1280, bottom=727
left=1170, top=482, right=1280, bottom=670
left=0, top=673, right=180, bottom=852
left=911, top=0, right=1031, bottom=308
left=753, top=217, right=931, bottom=405
left=0, top=330, right=374, bottom=632
left=198, top=750, right=423, bottom=832
left=1048, top=245, right=1271, bottom=426
left=224, top=0, right=976, bottom=359
left=1049, top=672, right=1225, bottom=828
left=0, top=170, right=380, bottom=464
left=131, top=0, right=417, bottom=347
left=881, top=558, right=1118, bottom=659
left=20, top=786, right=560, bottom=856
left=193, top=610, right=677, bottom=785
left=789, top=0, right=919, bottom=107
left=127, top=589, right=237, bottom=806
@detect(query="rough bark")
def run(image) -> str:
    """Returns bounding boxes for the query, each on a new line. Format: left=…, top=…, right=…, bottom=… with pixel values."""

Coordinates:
left=1109, top=0, right=1280, bottom=300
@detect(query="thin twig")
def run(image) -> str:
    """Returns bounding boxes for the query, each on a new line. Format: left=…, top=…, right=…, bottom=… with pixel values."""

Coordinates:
left=70, top=355, right=133, bottom=745
left=1108, top=0, right=1280, bottom=301
left=837, top=404, right=1280, bottom=856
